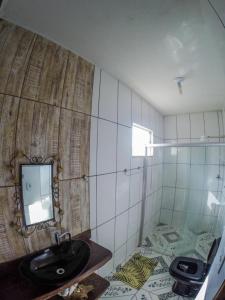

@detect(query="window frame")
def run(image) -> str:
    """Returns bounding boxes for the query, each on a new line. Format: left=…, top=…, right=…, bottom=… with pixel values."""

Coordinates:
left=132, top=123, right=154, bottom=157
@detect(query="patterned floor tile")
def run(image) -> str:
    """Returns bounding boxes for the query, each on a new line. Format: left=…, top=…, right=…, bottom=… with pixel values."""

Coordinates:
left=101, top=296, right=133, bottom=300
left=142, top=274, right=174, bottom=293
left=100, top=227, right=212, bottom=300
left=150, top=287, right=180, bottom=300
left=132, top=289, right=153, bottom=300
left=100, top=278, right=137, bottom=298
left=146, top=225, right=213, bottom=260
left=101, top=284, right=136, bottom=298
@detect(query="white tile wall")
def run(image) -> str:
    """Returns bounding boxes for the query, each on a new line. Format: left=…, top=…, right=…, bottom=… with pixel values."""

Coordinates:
left=131, top=156, right=143, bottom=170
left=90, top=67, right=164, bottom=274
left=97, top=119, right=117, bottom=174
left=117, top=125, right=132, bottom=171
left=114, top=243, right=126, bottom=268
left=146, top=166, right=152, bottom=196
left=115, top=211, right=128, bottom=250
left=218, top=111, right=224, bottom=138
left=97, top=173, right=116, bottom=225
left=141, top=100, right=151, bottom=129
left=187, top=190, right=203, bottom=214
left=127, top=204, right=139, bottom=239
left=191, top=147, right=205, bottom=164
left=206, top=147, right=220, bottom=164
left=190, top=165, right=204, bottom=189
left=164, top=115, right=177, bottom=140
left=97, top=218, right=115, bottom=253
left=176, top=164, right=190, bottom=188
left=177, top=114, right=190, bottom=139
left=89, top=176, right=97, bottom=229
left=130, top=172, right=142, bottom=206
left=177, top=145, right=190, bottom=163
left=204, top=111, right=220, bottom=137
left=172, top=211, right=185, bottom=227
left=205, top=165, right=219, bottom=191
left=132, top=93, right=142, bottom=124
left=164, top=144, right=177, bottom=163
left=90, top=67, right=225, bottom=277
left=118, top=82, right=132, bottom=127
left=162, top=187, right=175, bottom=210
left=126, top=233, right=138, bottom=257
left=174, top=188, right=187, bottom=211
left=99, top=71, right=118, bottom=122
left=116, top=172, right=130, bottom=215
left=89, top=117, right=98, bottom=176
left=190, top=112, right=204, bottom=139
left=160, top=208, right=172, bottom=224
left=163, top=164, right=176, bottom=187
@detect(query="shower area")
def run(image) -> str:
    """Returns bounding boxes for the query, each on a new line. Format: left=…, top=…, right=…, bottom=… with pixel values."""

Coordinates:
left=142, top=141, right=225, bottom=261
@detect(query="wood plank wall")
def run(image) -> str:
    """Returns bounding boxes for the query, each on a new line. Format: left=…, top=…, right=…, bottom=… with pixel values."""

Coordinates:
left=0, top=19, right=94, bottom=262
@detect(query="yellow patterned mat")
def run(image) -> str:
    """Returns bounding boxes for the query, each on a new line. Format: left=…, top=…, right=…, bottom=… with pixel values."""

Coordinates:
left=113, top=253, right=158, bottom=289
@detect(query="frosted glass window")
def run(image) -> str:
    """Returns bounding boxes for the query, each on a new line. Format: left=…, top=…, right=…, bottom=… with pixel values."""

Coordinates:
left=132, top=123, right=153, bottom=156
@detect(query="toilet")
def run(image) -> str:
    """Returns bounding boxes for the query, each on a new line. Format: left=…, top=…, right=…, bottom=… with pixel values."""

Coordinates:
left=169, top=237, right=221, bottom=298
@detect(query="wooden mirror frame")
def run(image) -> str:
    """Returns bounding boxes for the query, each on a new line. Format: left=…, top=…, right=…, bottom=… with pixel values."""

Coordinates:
left=8, top=151, right=64, bottom=237
left=19, top=163, right=55, bottom=227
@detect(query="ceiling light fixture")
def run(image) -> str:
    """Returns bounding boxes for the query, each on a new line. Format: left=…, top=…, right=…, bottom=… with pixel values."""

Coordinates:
left=174, top=76, right=185, bottom=95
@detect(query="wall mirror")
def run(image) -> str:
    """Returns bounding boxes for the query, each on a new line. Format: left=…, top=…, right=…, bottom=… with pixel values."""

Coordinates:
left=20, top=164, right=54, bottom=227
left=9, top=152, right=63, bottom=237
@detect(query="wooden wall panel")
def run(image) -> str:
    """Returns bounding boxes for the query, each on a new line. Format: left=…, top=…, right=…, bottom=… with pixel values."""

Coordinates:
left=0, top=20, right=35, bottom=96
left=16, top=99, right=60, bottom=157
left=0, top=187, right=26, bottom=262
left=62, top=53, right=94, bottom=114
left=21, top=36, right=68, bottom=106
left=0, top=95, right=20, bottom=186
left=59, top=109, right=90, bottom=180
left=60, top=179, right=88, bottom=236
left=16, top=99, right=60, bottom=253
left=15, top=99, right=60, bottom=185
left=0, top=18, right=93, bottom=262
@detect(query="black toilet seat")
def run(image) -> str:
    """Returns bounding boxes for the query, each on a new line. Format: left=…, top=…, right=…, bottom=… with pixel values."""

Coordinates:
left=169, top=256, right=206, bottom=283
left=169, top=238, right=221, bottom=298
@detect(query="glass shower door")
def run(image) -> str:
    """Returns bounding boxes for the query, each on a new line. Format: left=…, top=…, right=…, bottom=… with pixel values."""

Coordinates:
left=144, top=144, right=225, bottom=259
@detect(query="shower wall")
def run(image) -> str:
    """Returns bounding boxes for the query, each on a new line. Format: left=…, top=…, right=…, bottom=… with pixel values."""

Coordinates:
left=160, top=111, right=225, bottom=235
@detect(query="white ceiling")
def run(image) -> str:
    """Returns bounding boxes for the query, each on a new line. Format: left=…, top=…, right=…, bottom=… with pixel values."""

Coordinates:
left=3, top=0, right=225, bottom=115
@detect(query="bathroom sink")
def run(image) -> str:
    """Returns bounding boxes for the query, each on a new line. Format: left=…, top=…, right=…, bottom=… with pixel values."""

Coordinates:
left=19, top=240, right=90, bottom=286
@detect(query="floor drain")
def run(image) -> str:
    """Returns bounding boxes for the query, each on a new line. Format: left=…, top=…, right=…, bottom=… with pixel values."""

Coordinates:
left=56, top=268, right=65, bottom=275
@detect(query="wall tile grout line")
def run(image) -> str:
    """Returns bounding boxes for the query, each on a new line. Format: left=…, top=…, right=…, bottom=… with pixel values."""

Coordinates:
left=113, top=79, right=119, bottom=263
left=125, top=90, right=133, bottom=259
left=95, top=68, right=101, bottom=244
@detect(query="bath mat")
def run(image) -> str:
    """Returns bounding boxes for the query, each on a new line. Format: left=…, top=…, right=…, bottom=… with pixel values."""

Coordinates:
left=113, top=253, right=158, bottom=289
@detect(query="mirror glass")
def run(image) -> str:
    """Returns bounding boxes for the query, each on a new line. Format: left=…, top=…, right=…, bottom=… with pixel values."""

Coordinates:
left=20, top=164, right=54, bottom=226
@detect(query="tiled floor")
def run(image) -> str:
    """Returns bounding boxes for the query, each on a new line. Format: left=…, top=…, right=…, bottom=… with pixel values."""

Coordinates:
left=100, top=247, right=191, bottom=300
left=147, top=225, right=216, bottom=259
left=100, top=225, right=216, bottom=300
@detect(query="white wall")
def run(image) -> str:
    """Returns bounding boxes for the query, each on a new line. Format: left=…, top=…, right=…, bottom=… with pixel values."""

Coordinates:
left=161, top=111, right=225, bottom=234
left=89, top=67, right=163, bottom=276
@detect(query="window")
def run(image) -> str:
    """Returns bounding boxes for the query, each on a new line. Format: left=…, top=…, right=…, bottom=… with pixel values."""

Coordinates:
left=132, top=123, right=153, bottom=156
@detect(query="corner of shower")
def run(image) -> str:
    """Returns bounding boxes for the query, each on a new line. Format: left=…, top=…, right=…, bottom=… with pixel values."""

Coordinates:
left=140, top=141, right=225, bottom=261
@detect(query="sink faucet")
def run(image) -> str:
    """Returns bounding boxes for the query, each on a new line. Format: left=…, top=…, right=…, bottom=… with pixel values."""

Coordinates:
left=55, top=231, right=72, bottom=246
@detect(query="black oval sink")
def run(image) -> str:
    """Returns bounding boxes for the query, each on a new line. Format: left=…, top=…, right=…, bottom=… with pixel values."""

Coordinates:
left=19, top=240, right=90, bottom=286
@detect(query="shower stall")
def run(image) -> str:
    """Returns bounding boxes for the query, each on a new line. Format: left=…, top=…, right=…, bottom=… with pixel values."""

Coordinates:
left=142, top=141, right=225, bottom=261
